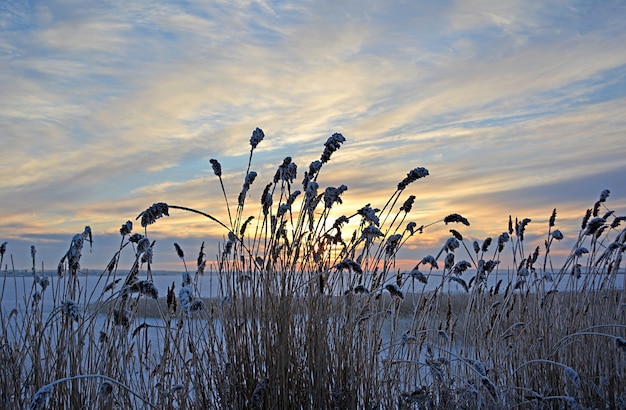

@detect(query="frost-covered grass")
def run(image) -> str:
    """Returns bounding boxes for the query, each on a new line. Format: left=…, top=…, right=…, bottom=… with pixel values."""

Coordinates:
left=1, top=129, right=625, bottom=409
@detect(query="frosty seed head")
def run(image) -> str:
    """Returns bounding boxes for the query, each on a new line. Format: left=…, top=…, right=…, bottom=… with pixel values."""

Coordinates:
left=308, top=160, right=322, bottom=179
left=497, top=232, right=510, bottom=252
left=320, top=133, right=345, bottom=164
left=130, top=280, right=159, bottom=299
left=599, top=189, right=610, bottom=202
left=444, top=253, right=455, bottom=270
left=549, top=208, right=557, bottom=227
left=209, top=159, right=222, bottom=177
left=421, top=255, right=439, bottom=269
left=473, top=240, right=480, bottom=254
left=581, top=208, right=592, bottom=229
left=274, top=157, right=297, bottom=184
left=174, top=243, right=184, bottom=259
left=250, top=127, right=265, bottom=149
left=137, top=202, right=169, bottom=228
left=517, top=218, right=531, bottom=240
left=449, top=276, right=469, bottom=292
left=445, top=237, right=460, bottom=252
left=584, top=217, right=606, bottom=236
left=261, top=184, right=273, bottom=216
left=385, top=283, right=404, bottom=299
left=385, top=234, right=403, bottom=256
left=481, top=237, right=492, bottom=253
left=190, top=299, right=204, bottom=312
left=361, top=225, right=384, bottom=245
left=453, top=260, right=472, bottom=275
left=575, top=247, right=589, bottom=257
left=39, top=276, right=49, bottom=292
left=406, top=221, right=417, bottom=235
left=449, top=229, right=463, bottom=241
left=62, top=299, right=80, bottom=322
left=357, top=204, right=380, bottom=226
left=410, top=267, right=428, bottom=284
left=443, top=213, right=470, bottom=226
left=120, top=220, right=133, bottom=236
left=323, top=185, right=348, bottom=209
left=400, top=195, right=416, bottom=213
left=397, top=167, right=429, bottom=191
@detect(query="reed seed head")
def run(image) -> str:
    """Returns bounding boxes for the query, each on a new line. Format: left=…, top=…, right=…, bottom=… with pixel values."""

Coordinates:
left=209, top=159, right=222, bottom=177
left=357, top=204, right=380, bottom=226
left=584, top=217, right=606, bottom=236
left=130, top=280, right=159, bottom=299
left=385, top=234, right=403, bottom=256
left=174, top=243, right=184, bottom=259
left=398, top=167, right=429, bottom=191
left=581, top=208, right=592, bottom=229
left=445, top=237, right=460, bottom=252
left=336, top=258, right=363, bottom=274
left=517, top=218, right=531, bottom=240
left=190, top=299, right=204, bottom=312
left=444, top=253, right=455, bottom=270
left=574, top=246, right=589, bottom=258
left=179, top=286, right=193, bottom=310
left=137, top=202, right=169, bottom=227
left=410, top=267, right=428, bottom=284
left=400, top=195, right=416, bottom=213
left=323, top=185, right=348, bottom=209
left=549, top=208, right=557, bottom=227
left=473, top=240, right=480, bottom=254
left=443, top=213, right=470, bottom=226
left=481, top=237, right=492, bottom=253
left=497, top=232, right=510, bottom=252
left=449, top=275, right=469, bottom=292
left=385, top=283, right=404, bottom=299
left=361, top=225, right=383, bottom=243
left=599, top=189, right=610, bottom=202
left=450, top=229, right=463, bottom=241
left=453, top=260, right=472, bottom=275
left=274, top=157, right=297, bottom=183
left=250, top=127, right=265, bottom=149
left=120, top=220, right=133, bottom=236
left=421, top=255, right=439, bottom=269
left=320, top=132, right=345, bottom=163
left=39, top=276, right=49, bottom=292
left=62, top=299, right=80, bottom=322
left=551, top=229, right=563, bottom=240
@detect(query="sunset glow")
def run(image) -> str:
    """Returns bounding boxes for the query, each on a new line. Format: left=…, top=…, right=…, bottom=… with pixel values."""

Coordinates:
left=1, top=1, right=625, bottom=270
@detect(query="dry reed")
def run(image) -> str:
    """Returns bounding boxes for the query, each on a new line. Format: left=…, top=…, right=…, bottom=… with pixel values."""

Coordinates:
left=1, top=129, right=625, bottom=409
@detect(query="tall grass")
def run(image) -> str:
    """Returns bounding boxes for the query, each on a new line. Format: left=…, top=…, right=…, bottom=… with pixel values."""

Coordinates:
left=1, top=129, right=625, bottom=409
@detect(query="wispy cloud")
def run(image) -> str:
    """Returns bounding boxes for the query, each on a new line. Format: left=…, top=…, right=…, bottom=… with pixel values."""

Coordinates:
left=1, top=0, right=625, bottom=269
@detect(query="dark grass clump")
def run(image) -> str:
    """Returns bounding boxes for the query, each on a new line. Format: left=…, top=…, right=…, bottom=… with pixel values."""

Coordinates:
left=1, top=130, right=625, bottom=409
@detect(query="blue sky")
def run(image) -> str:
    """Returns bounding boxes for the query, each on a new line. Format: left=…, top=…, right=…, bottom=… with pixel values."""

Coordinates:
left=1, top=0, right=625, bottom=271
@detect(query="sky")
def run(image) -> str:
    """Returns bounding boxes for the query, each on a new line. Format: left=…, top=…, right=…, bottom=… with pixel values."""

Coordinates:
left=1, top=0, right=625, bottom=273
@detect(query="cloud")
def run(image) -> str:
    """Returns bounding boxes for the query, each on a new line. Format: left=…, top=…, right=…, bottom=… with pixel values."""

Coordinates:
left=1, top=0, right=625, bottom=270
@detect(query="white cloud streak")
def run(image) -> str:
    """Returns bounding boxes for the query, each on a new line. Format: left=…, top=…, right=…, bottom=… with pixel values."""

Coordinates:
left=1, top=0, right=625, bottom=268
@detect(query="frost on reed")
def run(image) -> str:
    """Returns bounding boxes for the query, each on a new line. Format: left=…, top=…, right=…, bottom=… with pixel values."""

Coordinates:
left=2, top=130, right=626, bottom=409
